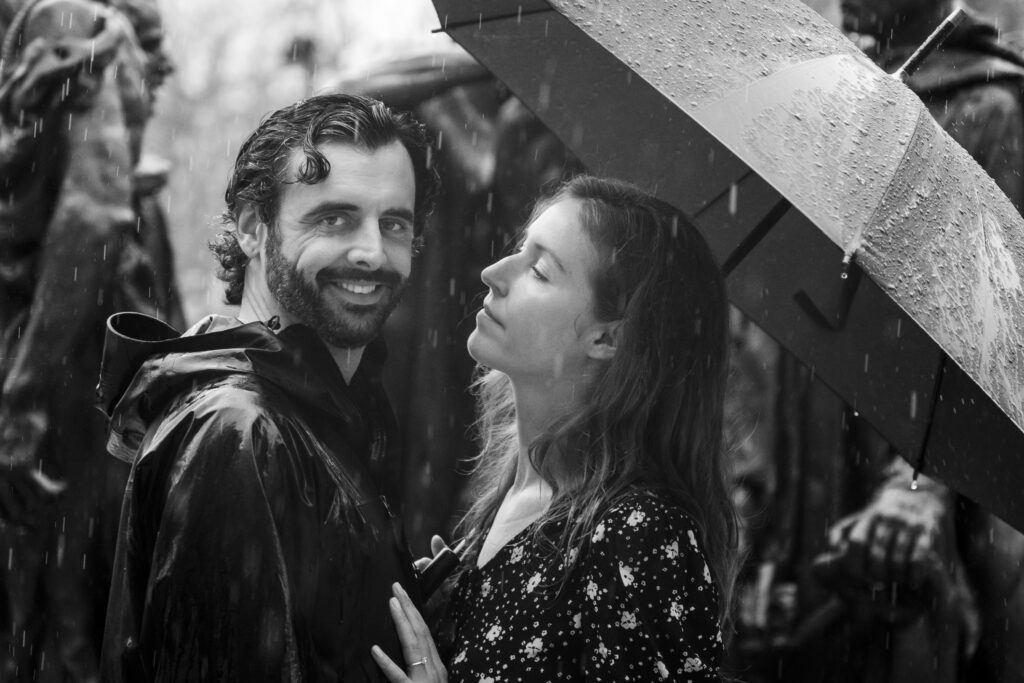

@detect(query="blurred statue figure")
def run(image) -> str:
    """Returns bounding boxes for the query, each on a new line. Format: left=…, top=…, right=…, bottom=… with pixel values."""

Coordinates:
left=0, top=0, right=181, bottom=679
left=726, top=1, right=1024, bottom=681
left=848, top=1, right=1024, bottom=680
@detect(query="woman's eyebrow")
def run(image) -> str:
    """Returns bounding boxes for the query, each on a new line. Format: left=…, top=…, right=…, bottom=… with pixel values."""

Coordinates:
left=529, top=240, right=567, bottom=274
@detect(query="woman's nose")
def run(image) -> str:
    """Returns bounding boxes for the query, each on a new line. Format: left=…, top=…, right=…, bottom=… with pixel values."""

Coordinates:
left=480, top=258, right=508, bottom=297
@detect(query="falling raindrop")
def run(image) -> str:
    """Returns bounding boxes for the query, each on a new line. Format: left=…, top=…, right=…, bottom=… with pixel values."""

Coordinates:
left=728, top=183, right=738, bottom=216
left=909, top=390, right=918, bottom=419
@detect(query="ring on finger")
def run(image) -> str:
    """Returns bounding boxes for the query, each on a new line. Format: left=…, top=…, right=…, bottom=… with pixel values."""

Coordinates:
left=410, top=658, right=428, bottom=667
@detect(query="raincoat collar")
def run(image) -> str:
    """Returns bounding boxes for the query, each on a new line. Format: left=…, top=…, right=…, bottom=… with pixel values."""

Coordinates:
left=97, top=312, right=387, bottom=463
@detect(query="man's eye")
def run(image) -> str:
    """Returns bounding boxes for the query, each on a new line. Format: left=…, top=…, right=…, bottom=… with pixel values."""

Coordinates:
left=318, top=215, right=347, bottom=228
left=382, top=218, right=412, bottom=233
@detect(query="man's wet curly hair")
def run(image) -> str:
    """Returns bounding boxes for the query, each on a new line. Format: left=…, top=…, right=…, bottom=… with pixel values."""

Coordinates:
left=210, top=93, right=439, bottom=304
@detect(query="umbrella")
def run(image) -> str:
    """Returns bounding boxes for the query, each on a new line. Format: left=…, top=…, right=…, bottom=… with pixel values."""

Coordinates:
left=430, top=0, right=1024, bottom=532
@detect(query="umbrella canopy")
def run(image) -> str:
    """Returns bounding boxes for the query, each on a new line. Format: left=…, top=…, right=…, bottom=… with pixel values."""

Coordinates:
left=432, top=0, right=1024, bottom=531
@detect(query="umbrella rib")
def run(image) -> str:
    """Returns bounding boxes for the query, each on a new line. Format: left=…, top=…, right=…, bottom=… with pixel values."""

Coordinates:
left=721, top=197, right=792, bottom=276
left=432, top=7, right=554, bottom=33
left=693, top=170, right=757, bottom=220
left=852, top=108, right=931, bottom=261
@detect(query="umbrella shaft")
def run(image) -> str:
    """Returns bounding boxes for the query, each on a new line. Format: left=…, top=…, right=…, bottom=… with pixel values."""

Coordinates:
left=893, top=9, right=966, bottom=83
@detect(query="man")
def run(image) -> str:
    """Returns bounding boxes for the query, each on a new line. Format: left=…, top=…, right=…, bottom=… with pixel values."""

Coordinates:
left=98, top=93, right=438, bottom=681
left=0, top=0, right=180, bottom=679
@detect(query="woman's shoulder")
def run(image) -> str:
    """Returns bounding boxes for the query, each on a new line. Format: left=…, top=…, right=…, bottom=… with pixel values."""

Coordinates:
left=596, top=488, right=699, bottom=538
left=588, top=489, right=710, bottom=566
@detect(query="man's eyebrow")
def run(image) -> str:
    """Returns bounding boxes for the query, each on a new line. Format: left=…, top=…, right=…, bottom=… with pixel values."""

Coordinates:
left=382, top=207, right=414, bottom=223
left=299, top=203, right=414, bottom=224
left=300, top=201, right=359, bottom=219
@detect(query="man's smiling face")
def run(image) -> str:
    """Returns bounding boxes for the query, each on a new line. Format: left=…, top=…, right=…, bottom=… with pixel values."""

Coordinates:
left=265, top=140, right=416, bottom=348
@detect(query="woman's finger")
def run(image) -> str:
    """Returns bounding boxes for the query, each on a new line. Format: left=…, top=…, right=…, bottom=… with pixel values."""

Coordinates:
left=391, top=583, right=446, bottom=679
left=430, top=534, right=447, bottom=556
left=389, top=596, right=425, bottom=666
left=371, top=645, right=410, bottom=683
left=393, top=582, right=432, bottom=642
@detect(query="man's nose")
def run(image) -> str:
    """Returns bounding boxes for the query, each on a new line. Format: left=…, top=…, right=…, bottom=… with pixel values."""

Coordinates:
left=346, top=220, right=386, bottom=270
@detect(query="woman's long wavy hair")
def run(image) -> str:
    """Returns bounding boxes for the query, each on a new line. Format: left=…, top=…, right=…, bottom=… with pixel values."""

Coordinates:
left=457, top=175, right=739, bottom=628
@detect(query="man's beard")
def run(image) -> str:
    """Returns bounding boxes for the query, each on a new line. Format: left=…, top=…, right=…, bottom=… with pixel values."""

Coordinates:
left=265, top=232, right=406, bottom=348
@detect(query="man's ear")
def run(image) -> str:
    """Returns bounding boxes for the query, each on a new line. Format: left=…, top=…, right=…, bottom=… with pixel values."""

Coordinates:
left=236, top=206, right=267, bottom=259
left=587, top=321, right=621, bottom=361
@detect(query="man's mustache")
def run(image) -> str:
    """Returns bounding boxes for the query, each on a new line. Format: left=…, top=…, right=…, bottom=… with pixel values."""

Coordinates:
left=316, top=267, right=404, bottom=287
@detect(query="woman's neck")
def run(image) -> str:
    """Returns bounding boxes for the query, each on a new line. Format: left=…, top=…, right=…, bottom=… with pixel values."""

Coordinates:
left=509, top=375, right=582, bottom=491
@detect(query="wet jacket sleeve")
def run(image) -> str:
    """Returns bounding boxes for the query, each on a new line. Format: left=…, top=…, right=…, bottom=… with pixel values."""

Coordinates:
left=122, top=397, right=330, bottom=682
left=579, top=498, right=723, bottom=682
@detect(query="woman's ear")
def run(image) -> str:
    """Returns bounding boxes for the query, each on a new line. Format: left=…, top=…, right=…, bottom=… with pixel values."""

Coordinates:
left=587, top=321, right=621, bottom=361
left=236, top=206, right=267, bottom=260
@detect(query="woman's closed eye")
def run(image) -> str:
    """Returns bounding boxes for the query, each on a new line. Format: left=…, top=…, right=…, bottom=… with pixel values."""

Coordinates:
left=530, top=264, right=549, bottom=282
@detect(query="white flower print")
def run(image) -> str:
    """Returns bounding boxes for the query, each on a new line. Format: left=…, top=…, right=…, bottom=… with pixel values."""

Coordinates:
left=525, top=572, right=542, bottom=593
left=510, top=545, right=524, bottom=563
left=523, top=637, right=544, bottom=659
left=703, top=562, right=712, bottom=584
left=619, top=610, right=637, bottom=630
left=452, top=649, right=467, bottom=664
left=656, top=660, right=670, bottom=680
left=596, top=641, right=610, bottom=659
left=567, top=546, right=579, bottom=565
left=684, top=656, right=705, bottom=672
left=663, top=540, right=679, bottom=559
left=592, top=522, right=606, bottom=542
left=619, top=562, right=635, bottom=587
left=479, top=678, right=495, bottom=683
left=480, top=578, right=492, bottom=598
left=670, top=602, right=684, bottom=620
left=485, top=625, right=503, bottom=641
left=573, top=612, right=582, bottom=629
left=586, top=580, right=600, bottom=601
left=626, top=509, right=646, bottom=527
left=688, top=529, right=698, bottom=549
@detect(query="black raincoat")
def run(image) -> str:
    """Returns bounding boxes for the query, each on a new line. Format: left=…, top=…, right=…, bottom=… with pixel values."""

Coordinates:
left=98, top=313, right=420, bottom=682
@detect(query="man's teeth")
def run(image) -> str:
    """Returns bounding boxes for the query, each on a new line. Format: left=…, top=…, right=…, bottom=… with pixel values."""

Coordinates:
left=337, top=282, right=378, bottom=295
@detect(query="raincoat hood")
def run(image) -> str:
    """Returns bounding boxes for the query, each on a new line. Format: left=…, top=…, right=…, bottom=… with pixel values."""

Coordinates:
left=880, top=12, right=1024, bottom=94
left=97, top=312, right=382, bottom=463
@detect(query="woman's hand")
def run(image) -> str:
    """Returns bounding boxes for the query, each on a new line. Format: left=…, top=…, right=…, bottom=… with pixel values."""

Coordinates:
left=371, top=582, right=448, bottom=683
left=412, top=535, right=450, bottom=573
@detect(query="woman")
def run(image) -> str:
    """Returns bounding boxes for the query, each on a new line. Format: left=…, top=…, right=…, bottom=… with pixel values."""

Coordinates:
left=372, top=175, right=738, bottom=682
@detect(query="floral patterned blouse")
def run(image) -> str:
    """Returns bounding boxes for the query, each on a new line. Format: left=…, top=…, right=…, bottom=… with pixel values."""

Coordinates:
left=443, top=490, right=722, bottom=682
